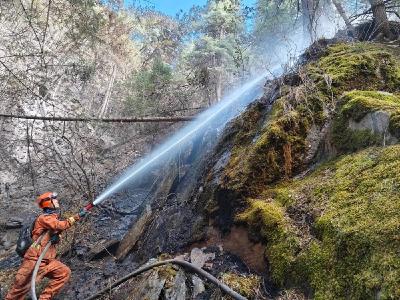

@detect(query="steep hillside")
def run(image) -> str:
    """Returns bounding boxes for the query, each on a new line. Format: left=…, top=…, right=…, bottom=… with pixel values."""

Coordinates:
left=2, top=40, right=400, bottom=300
left=219, top=41, right=400, bottom=299
left=75, top=40, right=400, bottom=300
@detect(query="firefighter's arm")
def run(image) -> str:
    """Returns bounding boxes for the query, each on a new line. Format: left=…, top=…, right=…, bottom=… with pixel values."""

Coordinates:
left=66, top=214, right=81, bottom=226
left=40, top=214, right=78, bottom=231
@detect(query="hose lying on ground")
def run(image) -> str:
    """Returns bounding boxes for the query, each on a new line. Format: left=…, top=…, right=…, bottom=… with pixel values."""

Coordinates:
left=30, top=243, right=247, bottom=300
left=85, top=258, right=248, bottom=300
left=30, top=241, right=52, bottom=300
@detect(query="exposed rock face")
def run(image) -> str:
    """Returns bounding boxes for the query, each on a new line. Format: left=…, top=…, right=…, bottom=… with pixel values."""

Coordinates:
left=348, top=111, right=398, bottom=145
left=135, top=203, right=206, bottom=261
left=164, top=270, right=187, bottom=300
left=192, top=275, right=206, bottom=297
left=124, top=270, right=167, bottom=300
left=90, top=41, right=400, bottom=300
left=190, top=248, right=215, bottom=268
left=116, top=205, right=152, bottom=260
left=3, top=41, right=400, bottom=300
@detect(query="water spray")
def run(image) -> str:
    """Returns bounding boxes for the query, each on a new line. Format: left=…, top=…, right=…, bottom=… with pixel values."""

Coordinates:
left=24, top=10, right=342, bottom=298
left=29, top=48, right=303, bottom=300
left=29, top=71, right=271, bottom=299
left=92, top=70, right=278, bottom=207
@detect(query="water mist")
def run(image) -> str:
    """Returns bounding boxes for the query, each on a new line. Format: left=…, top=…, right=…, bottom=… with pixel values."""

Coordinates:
left=93, top=18, right=339, bottom=206
left=93, top=70, right=275, bottom=205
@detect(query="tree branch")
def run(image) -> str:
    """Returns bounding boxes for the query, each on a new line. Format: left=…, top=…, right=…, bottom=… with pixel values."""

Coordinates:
left=0, top=114, right=194, bottom=123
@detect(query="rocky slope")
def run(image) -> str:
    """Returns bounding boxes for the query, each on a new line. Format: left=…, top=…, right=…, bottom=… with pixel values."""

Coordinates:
left=1, top=40, right=400, bottom=300
left=112, top=40, right=400, bottom=300
left=220, top=41, right=400, bottom=299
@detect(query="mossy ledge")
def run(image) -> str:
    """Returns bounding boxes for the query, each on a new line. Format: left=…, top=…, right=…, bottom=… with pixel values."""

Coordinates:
left=218, top=42, right=400, bottom=299
left=221, top=42, right=400, bottom=197
left=239, top=145, right=400, bottom=299
left=331, top=90, right=400, bottom=152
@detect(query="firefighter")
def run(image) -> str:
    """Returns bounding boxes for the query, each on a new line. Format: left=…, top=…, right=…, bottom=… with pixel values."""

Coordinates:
left=6, top=192, right=88, bottom=300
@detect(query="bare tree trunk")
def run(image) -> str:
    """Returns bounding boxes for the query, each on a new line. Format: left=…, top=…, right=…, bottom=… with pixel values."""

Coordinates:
left=0, top=114, right=194, bottom=123
left=215, top=71, right=222, bottom=102
left=301, top=0, right=316, bottom=40
left=369, top=0, right=392, bottom=39
left=26, top=122, right=37, bottom=192
left=98, top=64, right=116, bottom=118
left=332, top=0, right=355, bottom=35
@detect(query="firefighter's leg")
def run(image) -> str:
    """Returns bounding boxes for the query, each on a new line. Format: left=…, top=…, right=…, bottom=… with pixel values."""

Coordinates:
left=5, top=259, right=36, bottom=300
left=37, top=260, right=71, bottom=300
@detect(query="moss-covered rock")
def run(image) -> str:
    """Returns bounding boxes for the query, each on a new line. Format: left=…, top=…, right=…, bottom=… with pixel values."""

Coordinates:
left=340, top=91, right=400, bottom=138
left=223, top=88, right=329, bottom=196
left=331, top=91, right=400, bottom=152
left=213, top=42, right=400, bottom=299
left=236, top=199, right=300, bottom=285
left=222, top=42, right=400, bottom=197
left=307, top=43, right=400, bottom=95
left=341, top=91, right=400, bottom=121
left=220, top=272, right=263, bottom=299
left=240, top=146, right=400, bottom=299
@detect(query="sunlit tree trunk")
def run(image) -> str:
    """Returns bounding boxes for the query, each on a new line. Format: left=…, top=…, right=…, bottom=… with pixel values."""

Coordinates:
left=332, top=0, right=355, bottom=35
left=368, top=0, right=392, bottom=39
left=301, top=0, right=316, bottom=40
left=215, top=71, right=222, bottom=102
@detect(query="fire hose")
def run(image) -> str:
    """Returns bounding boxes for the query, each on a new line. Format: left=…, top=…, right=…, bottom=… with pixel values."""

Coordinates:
left=29, top=202, right=247, bottom=300
left=30, top=241, right=51, bottom=300
left=84, top=259, right=248, bottom=300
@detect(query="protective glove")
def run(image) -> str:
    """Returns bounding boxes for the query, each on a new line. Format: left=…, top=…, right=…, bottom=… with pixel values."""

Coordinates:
left=50, top=234, right=60, bottom=245
left=67, top=215, right=80, bottom=225
left=79, top=207, right=89, bottom=218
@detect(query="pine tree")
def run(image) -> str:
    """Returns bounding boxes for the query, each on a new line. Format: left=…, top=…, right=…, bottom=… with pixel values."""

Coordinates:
left=182, top=0, right=247, bottom=104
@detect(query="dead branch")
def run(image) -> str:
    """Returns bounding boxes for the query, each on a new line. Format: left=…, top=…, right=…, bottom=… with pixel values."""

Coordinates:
left=0, top=114, right=194, bottom=123
left=332, top=0, right=355, bottom=34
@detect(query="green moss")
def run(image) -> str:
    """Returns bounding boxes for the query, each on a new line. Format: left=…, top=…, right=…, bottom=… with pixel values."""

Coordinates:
left=266, top=146, right=400, bottom=299
left=307, top=43, right=400, bottom=94
left=237, top=199, right=300, bottom=284
left=332, top=91, right=400, bottom=152
left=339, top=91, right=400, bottom=139
left=223, top=43, right=400, bottom=196
left=220, top=272, right=263, bottom=299
left=237, top=200, right=286, bottom=236
left=341, top=91, right=400, bottom=121
left=223, top=91, right=327, bottom=195
left=265, top=185, right=296, bottom=207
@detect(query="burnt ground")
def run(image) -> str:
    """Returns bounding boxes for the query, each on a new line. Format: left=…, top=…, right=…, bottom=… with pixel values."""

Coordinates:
left=0, top=43, right=308, bottom=299
left=0, top=70, right=279, bottom=300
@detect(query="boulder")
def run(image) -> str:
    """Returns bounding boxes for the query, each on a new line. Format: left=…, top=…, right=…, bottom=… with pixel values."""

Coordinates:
left=348, top=110, right=398, bottom=145
left=190, top=247, right=215, bottom=269
left=164, top=269, right=187, bottom=300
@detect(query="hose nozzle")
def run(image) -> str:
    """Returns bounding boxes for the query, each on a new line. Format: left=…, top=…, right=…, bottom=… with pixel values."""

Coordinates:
left=84, top=203, right=95, bottom=211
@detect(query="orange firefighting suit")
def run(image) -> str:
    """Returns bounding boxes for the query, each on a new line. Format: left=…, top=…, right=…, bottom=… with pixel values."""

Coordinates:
left=6, top=212, right=79, bottom=300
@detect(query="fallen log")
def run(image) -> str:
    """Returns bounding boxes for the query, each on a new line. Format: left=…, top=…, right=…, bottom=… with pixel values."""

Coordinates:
left=0, top=113, right=194, bottom=123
